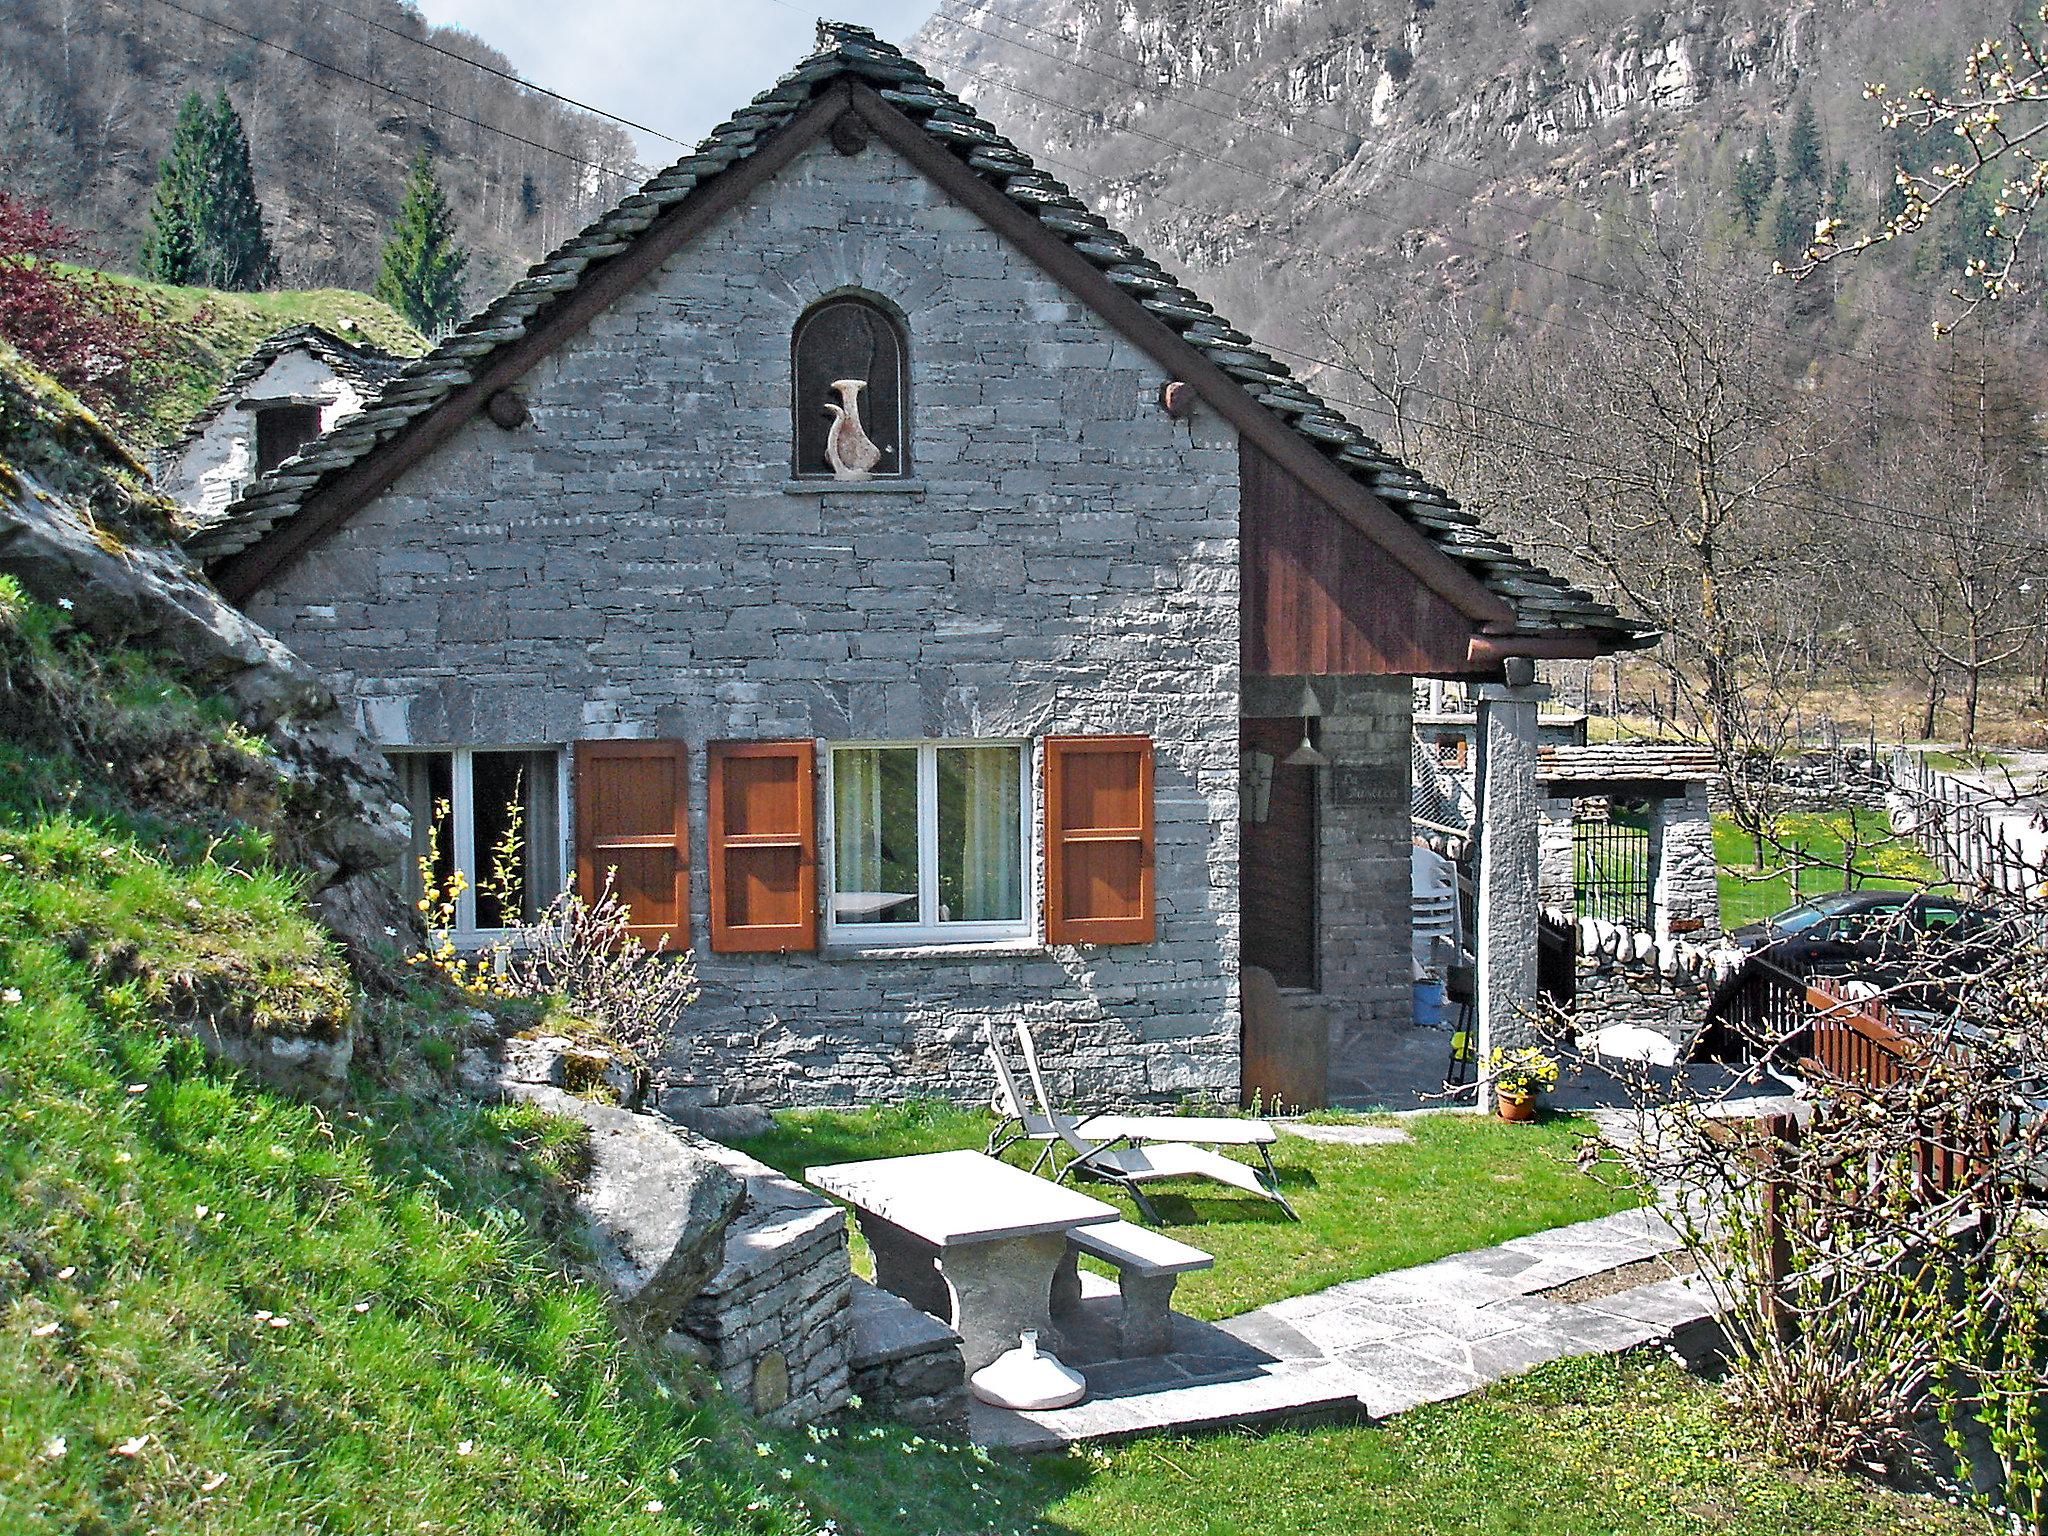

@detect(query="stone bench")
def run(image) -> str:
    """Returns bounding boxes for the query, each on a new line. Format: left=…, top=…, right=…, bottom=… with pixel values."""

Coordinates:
left=1051, top=1219, right=1212, bottom=1357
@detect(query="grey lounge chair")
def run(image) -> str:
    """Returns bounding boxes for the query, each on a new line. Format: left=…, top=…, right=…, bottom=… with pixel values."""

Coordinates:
left=1001, top=1022, right=1298, bottom=1222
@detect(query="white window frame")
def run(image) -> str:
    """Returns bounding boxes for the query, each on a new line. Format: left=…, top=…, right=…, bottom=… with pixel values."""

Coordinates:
left=822, top=739, right=1034, bottom=948
left=389, top=745, right=571, bottom=943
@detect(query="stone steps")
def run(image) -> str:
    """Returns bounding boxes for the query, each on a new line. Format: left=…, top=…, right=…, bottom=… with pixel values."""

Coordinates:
left=967, top=1208, right=1723, bottom=1450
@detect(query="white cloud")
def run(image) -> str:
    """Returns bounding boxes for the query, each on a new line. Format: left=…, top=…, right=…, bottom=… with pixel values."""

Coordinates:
left=413, top=0, right=942, bottom=163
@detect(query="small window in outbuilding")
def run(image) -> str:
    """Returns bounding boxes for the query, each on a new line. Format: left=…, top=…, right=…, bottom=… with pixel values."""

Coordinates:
left=254, top=403, right=324, bottom=474
left=791, top=297, right=907, bottom=480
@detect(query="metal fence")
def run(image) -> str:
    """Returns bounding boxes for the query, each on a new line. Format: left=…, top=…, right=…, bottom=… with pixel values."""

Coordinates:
left=1573, top=812, right=1652, bottom=931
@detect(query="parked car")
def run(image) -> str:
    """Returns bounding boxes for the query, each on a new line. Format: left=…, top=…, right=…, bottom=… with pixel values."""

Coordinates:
left=1694, top=890, right=1998, bottom=1063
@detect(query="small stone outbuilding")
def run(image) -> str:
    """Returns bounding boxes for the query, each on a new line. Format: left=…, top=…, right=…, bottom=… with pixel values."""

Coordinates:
left=188, top=25, right=1649, bottom=1115
left=157, top=324, right=407, bottom=526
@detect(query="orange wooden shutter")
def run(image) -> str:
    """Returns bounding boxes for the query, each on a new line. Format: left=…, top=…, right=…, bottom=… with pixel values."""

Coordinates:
left=574, top=740, right=690, bottom=951
left=1044, top=735, right=1155, bottom=946
left=707, top=740, right=818, bottom=954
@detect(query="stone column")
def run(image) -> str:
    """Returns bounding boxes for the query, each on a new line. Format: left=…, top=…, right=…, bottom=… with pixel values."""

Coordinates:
left=1536, top=794, right=1575, bottom=914
left=1475, top=676, right=1550, bottom=1063
left=1651, top=781, right=1720, bottom=944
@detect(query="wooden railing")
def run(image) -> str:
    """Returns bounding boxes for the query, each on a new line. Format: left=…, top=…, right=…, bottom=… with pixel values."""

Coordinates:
left=1796, top=977, right=1989, bottom=1200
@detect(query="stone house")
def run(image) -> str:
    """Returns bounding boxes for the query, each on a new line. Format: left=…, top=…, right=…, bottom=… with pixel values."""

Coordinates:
left=188, top=24, right=1648, bottom=1120
left=158, top=324, right=406, bottom=525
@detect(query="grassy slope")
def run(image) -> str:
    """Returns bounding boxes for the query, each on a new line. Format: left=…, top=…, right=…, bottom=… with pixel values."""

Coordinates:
left=0, top=604, right=816, bottom=1533
left=78, top=267, right=426, bottom=447
left=738, top=1102, right=1637, bottom=1319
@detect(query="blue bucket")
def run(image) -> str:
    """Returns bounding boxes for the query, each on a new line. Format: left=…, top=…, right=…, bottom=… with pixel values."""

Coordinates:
left=1412, top=980, right=1445, bottom=1029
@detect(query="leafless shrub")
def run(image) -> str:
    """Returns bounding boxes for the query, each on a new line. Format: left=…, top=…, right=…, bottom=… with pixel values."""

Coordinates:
left=488, top=874, right=699, bottom=1077
left=1608, top=893, right=2048, bottom=1520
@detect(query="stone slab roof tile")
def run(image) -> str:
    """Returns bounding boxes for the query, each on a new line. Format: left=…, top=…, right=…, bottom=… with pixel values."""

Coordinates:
left=187, top=22, right=1652, bottom=651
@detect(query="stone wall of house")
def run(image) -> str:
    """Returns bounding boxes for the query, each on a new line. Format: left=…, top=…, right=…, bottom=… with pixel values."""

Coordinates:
left=243, top=132, right=1245, bottom=1113
left=1316, top=677, right=1414, bottom=1073
left=160, top=349, right=377, bottom=524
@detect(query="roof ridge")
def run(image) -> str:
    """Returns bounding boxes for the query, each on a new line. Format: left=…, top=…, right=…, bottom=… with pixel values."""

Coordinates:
left=188, top=22, right=1649, bottom=649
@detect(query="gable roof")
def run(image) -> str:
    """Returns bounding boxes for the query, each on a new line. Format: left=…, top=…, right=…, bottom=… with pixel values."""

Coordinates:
left=188, top=23, right=1649, bottom=655
left=168, top=324, right=407, bottom=457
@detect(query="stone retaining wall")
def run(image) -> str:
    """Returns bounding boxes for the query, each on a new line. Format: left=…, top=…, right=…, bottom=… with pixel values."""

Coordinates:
left=676, top=1141, right=855, bottom=1426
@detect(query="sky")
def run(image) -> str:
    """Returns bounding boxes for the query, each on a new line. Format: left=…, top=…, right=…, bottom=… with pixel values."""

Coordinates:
left=412, top=0, right=944, bottom=163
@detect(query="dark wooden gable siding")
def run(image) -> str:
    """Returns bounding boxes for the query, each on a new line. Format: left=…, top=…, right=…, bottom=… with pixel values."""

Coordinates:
left=1241, top=439, right=1484, bottom=677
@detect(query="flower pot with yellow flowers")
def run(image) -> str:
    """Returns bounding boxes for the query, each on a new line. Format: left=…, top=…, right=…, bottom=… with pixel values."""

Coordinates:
left=1487, top=1047, right=1558, bottom=1123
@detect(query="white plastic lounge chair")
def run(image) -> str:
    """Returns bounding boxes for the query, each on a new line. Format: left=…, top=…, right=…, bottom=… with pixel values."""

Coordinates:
left=1005, top=1023, right=1298, bottom=1222
left=984, top=1027, right=1282, bottom=1177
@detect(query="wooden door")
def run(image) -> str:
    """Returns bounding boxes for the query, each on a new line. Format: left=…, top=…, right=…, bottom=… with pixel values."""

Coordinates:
left=1240, top=718, right=1318, bottom=990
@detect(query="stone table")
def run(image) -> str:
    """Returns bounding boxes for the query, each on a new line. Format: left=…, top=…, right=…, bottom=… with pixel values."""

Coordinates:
left=808, top=1149, right=1117, bottom=1372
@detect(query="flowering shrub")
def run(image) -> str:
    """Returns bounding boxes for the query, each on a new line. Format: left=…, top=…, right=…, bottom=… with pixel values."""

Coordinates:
left=411, top=799, right=696, bottom=1079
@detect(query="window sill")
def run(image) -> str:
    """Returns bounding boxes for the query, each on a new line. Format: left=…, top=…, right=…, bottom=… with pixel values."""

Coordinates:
left=820, top=939, right=1048, bottom=961
left=782, top=478, right=926, bottom=496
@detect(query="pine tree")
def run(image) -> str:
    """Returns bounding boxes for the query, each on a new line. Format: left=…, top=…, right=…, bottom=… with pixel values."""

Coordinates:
left=376, top=153, right=469, bottom=333
left=1786, top=98, right=1824, bottom=186
left=1772, top=188, right=1812, bottom=256
left=139, top=91, right=209, bottom=285
left=1754, top=132, right=1778, bottom=194
left=1732, top=154, right=1767, bottom=231
left=139, top=90, right=276, bottom=291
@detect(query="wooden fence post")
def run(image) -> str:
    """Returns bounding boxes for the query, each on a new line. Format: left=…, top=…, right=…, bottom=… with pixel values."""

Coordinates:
left=1758, top=1111, right=1798, bottom=1343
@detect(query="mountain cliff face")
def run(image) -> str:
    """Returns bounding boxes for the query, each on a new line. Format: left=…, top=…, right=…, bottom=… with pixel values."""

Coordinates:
left=912, top=0, right=2015, bottom=348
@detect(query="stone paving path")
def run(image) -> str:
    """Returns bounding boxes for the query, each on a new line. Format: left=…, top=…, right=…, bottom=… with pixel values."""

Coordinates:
left=970, top=1207, right=1719, bottom=1451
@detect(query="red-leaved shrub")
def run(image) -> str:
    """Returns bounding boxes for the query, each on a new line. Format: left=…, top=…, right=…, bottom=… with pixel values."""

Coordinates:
left=0, top=190, right=183, bottom=437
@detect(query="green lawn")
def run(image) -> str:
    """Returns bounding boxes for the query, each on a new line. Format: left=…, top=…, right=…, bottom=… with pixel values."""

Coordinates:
left=1714, top=809, right=1943, bottom=929
left=784, top=1353, right=1966, bottom=1536
left=735, top=1102, right=1632, bottom=1320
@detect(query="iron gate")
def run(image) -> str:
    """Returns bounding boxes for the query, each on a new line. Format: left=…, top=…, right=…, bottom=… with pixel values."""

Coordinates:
left=1574, top=810, right=1652, bottom=931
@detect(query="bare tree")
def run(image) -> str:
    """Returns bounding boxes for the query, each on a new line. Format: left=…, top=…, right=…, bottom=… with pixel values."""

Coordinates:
left=1396, top=230, right=1841, bottom=860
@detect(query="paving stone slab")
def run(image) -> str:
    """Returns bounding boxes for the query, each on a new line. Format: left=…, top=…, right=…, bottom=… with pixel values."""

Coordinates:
left=1343, top=1342, right=1482, bottom=1418
left=1582, top=1275, right=1723, bottom=1331
left=972, top=1360, right=1365, bottom=1451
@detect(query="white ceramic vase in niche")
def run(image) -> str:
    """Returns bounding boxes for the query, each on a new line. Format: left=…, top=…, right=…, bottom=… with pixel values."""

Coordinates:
left=823, top=377, right=882, bottom=480
left=968, top=1330, right=1087, bottom=1411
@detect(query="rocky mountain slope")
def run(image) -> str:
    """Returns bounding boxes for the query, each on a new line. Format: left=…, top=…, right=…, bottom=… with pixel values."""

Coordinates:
left=912, top=0, right=2025, bottom=353
left=4, top=0, right=640, bottom=304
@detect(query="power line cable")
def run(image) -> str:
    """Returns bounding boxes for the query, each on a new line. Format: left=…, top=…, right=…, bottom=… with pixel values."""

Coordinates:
left=305, top=0, right=688, bottom=147
left=128, top=0, right=641, bottom=180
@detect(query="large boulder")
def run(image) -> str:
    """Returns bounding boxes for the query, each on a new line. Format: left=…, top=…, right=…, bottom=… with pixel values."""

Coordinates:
left=462, top=1036, right=746, bottom=1337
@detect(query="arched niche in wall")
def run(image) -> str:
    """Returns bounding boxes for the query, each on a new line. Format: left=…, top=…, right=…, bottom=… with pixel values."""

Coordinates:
left=791, top=294, right=909, bottom=480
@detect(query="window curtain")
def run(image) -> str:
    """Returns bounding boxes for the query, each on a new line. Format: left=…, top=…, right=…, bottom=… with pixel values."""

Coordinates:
left=833, top=749, right=885, bottom=912
left=951, top=747, right=1021, bottom=922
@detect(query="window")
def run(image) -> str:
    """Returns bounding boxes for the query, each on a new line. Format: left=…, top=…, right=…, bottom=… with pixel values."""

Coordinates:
left=253, top=402, right=324, bottom=474
left=791, top=296, right=908, bottom=480
left=391, top=748, right=566, bottom=936
left=825, top=742, right=1026, bottom=944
